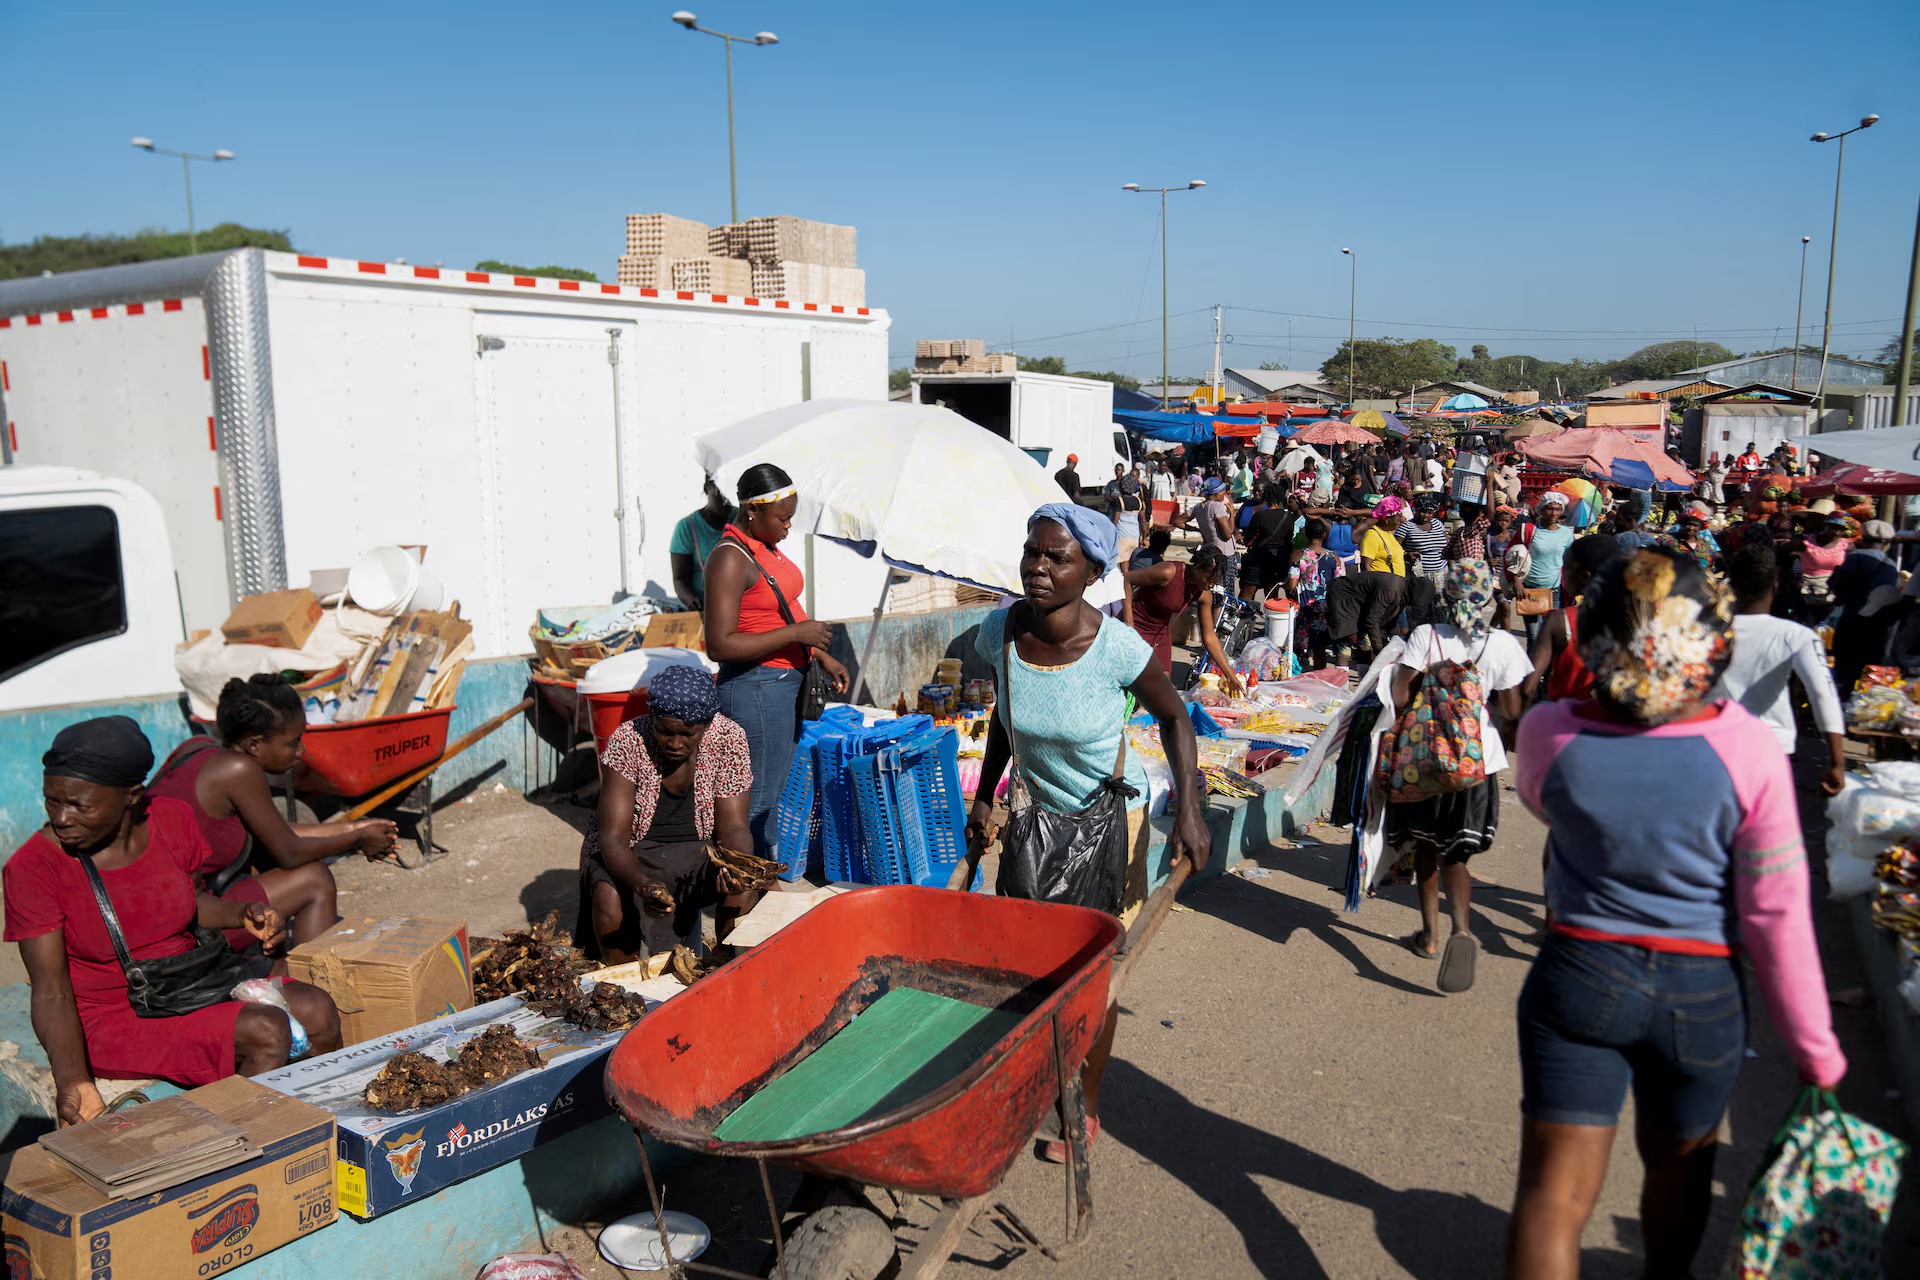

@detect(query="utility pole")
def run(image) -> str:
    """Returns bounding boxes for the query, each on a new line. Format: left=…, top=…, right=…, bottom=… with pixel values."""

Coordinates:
left=1211, top=305, right=1223, bottom=404
left=1810, top=114, right=1880, bottom=421
left=1893, top=195, right=1920, bottom=429
left=1792, top=235, right=1812, bottom=389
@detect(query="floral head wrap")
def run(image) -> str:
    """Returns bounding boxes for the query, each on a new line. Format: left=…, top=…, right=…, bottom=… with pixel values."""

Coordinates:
left=1442, top=558, right=1497, bottom=643
left=1576, top=547, right=1734, bottom=725
left=1371, top=496, right=1408, bottom=520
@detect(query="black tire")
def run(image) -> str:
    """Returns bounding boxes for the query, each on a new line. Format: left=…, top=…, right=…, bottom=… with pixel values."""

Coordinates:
left=777, top=1204, right=896, bottom=1280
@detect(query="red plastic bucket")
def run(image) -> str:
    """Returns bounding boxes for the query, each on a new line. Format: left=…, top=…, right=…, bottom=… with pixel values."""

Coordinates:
left=588, top=688, right=650, bottom=757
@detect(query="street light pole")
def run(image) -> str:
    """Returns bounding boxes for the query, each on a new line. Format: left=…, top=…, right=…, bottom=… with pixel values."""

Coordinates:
left=671, top=12, right=779, bottom=226
left=1341, top=248, right=1356, bottom=401
left=1122, top=180, right=1206, bottom=409
left=1893, top=195, right=1920, bottom=429
left=129, top=138, right=235, bottom=254
left=1810, top=114, right=1879, bottom=420
left=1792, top=234, right=1811, bottom=389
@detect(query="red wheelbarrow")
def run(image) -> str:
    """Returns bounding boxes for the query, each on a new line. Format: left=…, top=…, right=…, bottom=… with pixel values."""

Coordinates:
left=606, top=871, right=1189, bottom=1279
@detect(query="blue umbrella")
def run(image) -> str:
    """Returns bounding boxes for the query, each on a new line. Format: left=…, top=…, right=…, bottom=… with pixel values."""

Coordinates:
left=1437, top=393, right=1491, bottom=412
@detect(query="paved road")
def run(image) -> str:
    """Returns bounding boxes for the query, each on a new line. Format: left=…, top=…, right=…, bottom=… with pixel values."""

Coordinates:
left=629, top=761, right=1916, bottom=1278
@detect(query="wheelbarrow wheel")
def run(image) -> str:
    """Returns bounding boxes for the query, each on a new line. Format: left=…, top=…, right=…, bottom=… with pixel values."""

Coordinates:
left=777, top=1204, right=897, bottom=1280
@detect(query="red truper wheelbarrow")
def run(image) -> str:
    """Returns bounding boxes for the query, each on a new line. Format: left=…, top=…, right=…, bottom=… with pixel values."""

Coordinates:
left=606, top=869, right=1189, bottom=1279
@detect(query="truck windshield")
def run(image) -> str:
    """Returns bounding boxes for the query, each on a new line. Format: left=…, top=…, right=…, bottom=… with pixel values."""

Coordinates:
left=0, top=505, right=128, bottom=682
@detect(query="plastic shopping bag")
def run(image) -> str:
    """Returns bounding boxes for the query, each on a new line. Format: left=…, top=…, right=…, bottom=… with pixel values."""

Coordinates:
left=1726, top=1086, right=1906, bottom=1278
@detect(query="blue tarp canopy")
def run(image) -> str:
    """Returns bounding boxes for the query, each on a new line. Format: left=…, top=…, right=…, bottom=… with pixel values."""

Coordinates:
left=1605, top=459, right=1692, bottom=492
left=1114, top=409, right=1245, bottom=446
left=1112, top=385, right=1162, bottom=412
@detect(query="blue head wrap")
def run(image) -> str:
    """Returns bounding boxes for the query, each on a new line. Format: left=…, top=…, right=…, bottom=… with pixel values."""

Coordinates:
left=648, top=664, right=720, bottom=724
left=1201, top=477, right=1227, bottom=495
left=1028, top=503, right=1119, bottom=579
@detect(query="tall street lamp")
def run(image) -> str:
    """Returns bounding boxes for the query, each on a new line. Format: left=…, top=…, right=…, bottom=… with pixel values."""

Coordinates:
left=1341, top=247, right=1356, bottom=402
left=1792, top=234, right=1811, bottom=389
left=129, top=137, right=235, bottom=255
left=1809, top=114, right=1878, bottom=417
left=1122, top=180, right=1206, bottom=408
left=671, top=11, right=778, bottom=226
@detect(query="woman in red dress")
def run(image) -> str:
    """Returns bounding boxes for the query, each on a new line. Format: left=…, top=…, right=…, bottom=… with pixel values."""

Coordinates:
left=4, top=717, right=342, bottom=1126
left=147, top=675, right=398, bottom=948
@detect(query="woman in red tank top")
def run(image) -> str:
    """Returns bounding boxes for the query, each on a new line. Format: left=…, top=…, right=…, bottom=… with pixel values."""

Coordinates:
left=146, top=675, right=399, bottom=947
left=1124, top=545, right=1244, bottom=694
left=701, top=464, right=850, bottom=859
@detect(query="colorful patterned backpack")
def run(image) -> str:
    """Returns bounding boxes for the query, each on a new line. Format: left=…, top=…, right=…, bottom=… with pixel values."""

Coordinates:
left=1374, top=630, right=1488, bottom=803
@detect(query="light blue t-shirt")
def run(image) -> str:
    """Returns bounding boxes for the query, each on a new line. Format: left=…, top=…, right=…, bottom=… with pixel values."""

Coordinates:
left=975, top=608, right=1152, bottom=813
left=668, top=508, right=732, bottom=598
left=1523, top=524, right=1576, bottom=588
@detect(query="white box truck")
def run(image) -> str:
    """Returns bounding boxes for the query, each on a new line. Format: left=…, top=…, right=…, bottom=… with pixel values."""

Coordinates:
left=910, top=371, right=1130, bottom=494
left=0, top=248, right=892, bottom=710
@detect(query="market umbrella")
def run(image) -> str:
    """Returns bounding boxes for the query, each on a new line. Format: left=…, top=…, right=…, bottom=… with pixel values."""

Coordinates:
left=1518, top=426, right=1694, bottom=491
left=695, top=400, right=1123, bottom=698
left=1799, top=461, right=1920, bottom=497
left=1504, top=418, right=1563, bottom=440
left=1437, top=392, right=1491, bottom=412
left=1289, top=419, right=1381, bottom=446
left=1789, top=425, right=1920, bottom=473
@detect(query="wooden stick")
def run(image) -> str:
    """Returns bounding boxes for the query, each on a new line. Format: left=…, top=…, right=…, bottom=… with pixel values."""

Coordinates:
left=342, top=697, right=533, bottom=821
left=1108, top=859, right=1193, bottom=1005
left=944, top=821, right=998, bottom=892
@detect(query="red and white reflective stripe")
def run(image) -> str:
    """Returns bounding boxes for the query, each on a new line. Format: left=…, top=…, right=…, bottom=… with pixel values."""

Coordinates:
left=0, top=298, right=191, bottom=327
left=279, top=253, right=876, bottom=318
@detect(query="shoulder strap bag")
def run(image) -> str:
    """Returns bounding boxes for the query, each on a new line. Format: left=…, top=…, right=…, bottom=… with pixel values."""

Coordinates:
left=150, top=737, right=256, bottom=896
left=994, top=609, right=1138, bottom=914
left=1373, top=629, right=1490, bottom=803
left=77, top=852, right=269, bottom=1018
left=721, top=535, right=831, bottom=721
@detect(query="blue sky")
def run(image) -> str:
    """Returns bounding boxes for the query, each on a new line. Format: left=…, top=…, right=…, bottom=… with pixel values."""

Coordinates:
left=5, top=0, right=1918, bottom=378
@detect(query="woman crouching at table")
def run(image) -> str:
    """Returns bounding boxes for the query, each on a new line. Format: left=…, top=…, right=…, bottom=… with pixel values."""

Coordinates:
left=577, top=665, right=762, bottom=964
left=4, top=717, right=342, bottom=1126
left=968, top=503, right=1211, bottom=1164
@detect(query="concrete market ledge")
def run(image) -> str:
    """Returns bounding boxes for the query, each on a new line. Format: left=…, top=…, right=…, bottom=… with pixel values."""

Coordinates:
left=1141, top=759, right=1336, bottom=896
left=1847, top=896, right=1920, bottom=1140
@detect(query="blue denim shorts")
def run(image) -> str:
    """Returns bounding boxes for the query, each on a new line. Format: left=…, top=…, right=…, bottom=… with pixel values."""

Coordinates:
left=1517, top=932, right=1748, bottom=1138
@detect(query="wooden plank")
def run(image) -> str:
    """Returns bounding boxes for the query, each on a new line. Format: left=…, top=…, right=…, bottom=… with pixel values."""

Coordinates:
left=714, top=989, right=1020, bottom=1144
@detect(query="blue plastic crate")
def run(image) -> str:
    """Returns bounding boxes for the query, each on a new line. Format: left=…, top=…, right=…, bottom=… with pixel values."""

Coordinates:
left=843, top=727, right=968, bottom=887
left=772, top=707, right=864, bottom=879
left=820, top=715, right=930, bottom=883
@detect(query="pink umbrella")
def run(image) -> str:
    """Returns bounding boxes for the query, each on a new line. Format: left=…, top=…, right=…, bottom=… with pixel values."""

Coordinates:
left=1799, top=462, right=1920, bottom=497
left=1289, top=420, right=1381, bottom=446
left=1517, top=426, right=1694, bottom=490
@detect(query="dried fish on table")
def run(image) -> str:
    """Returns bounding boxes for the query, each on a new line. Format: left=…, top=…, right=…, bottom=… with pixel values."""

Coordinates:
left=708, top=843, right=783, bottom=893
left=667, top=945, right=711, bottom=988
left=524, top=980, right=648, bottom=1031
left=470, top=909, right=595, bottom=1005
left=453, top=1023, right=544, bottom=1086
left=363, top=1052, right=472, bottom=1111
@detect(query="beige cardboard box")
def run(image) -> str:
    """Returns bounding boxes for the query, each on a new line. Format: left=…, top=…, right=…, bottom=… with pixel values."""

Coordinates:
left=640, top=611, right=703, bottom=650
left=285, top=917, right=473, bottom=1045
left=1, top=1077, right=336, bottom=1280
left=221, top=588, right=323, bottom=649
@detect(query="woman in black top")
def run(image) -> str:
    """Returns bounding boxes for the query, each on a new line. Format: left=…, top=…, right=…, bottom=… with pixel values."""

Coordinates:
left=1237, top=483, right=1299, bottom=605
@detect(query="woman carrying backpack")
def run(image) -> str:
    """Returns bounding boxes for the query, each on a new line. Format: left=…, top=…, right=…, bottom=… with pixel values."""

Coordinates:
left=1380, top=558, right=1532, bottom=993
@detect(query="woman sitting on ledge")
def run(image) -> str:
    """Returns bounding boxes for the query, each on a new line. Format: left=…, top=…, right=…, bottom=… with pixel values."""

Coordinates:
left=5, top=717, right=341, bottom=1126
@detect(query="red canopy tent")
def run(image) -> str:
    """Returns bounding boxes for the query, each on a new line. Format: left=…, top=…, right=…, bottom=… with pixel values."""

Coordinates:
left=1798, top=462, right=1920, bottom=497
left=1517, top=427, right=1695, bottom=490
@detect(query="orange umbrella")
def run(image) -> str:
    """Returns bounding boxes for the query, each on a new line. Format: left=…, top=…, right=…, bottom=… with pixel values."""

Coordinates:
left=1289, top=420, right=1380, bottom=446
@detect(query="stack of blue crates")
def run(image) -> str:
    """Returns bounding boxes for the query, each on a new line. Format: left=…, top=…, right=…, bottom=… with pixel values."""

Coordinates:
left=771, top=712, right=968, bottom=886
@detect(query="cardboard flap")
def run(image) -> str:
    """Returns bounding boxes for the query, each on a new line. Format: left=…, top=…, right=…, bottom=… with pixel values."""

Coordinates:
left=310, top=952, right=366, bottom=1014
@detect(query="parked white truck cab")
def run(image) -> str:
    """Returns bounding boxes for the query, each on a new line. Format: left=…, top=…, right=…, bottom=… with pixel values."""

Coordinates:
left=0, top=468, right=185, bottom=712
left=910, top=371, right=1130, bottom=493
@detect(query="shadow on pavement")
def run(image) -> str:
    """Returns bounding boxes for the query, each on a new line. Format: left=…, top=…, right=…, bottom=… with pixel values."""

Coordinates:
left=1101, top=1057, right=1641, bottom=1279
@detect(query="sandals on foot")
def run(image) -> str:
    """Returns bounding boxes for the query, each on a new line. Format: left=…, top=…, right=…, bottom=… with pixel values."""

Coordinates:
left=1403, top=930, right=1439, bottom=960
left=1437, top=933, right=1478, bottom=993
left=1039, top=1117, right=1099, bottom=1164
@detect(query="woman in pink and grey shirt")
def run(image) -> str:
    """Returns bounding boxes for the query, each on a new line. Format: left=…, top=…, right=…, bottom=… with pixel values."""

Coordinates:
left=1505, top=546, right=1845, bottom=1280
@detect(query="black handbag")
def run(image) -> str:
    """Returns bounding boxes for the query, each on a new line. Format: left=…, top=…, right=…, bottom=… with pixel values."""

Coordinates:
left=723, top=534, right=832, bottom=721
left=994, top=618, right=1138, bottom=914
left=78, top=853, right=269, bottom=1019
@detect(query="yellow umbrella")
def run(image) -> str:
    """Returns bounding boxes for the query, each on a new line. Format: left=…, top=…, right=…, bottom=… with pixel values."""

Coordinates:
left=1350, top=409, right=1387, bottom=431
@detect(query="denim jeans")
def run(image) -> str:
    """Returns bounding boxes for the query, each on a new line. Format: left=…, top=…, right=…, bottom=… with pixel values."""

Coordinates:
left=1517, top=933, right=1748, bottom=1138
left=716, top=664, right=803, bottom=859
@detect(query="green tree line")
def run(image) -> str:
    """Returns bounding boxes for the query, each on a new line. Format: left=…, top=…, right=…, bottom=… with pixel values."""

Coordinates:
left=0, top=225, right=295, bottom=279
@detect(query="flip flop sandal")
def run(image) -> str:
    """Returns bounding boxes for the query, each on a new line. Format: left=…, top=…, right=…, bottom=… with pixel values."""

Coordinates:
left=1403, top=930, right=1439, bottom=960
left=1437, top=934, right=1478, bottom=994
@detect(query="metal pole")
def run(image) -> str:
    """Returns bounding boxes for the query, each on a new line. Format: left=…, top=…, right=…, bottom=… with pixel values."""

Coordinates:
left=1347, top=254, right=1356, bottom=401
left=724, top=36, right=738, bottom=225
left=1792, top=237, right=1810, bottom=389
left=182, top=154, right=198, bottom=255
left=1211, top=304, right=1222, bottom=403
left=1160, top=188, right=1169, bottom=409
left=1813, top=134, right=1846, bottom=422
left=1893, top=195, right=1920, bottom=428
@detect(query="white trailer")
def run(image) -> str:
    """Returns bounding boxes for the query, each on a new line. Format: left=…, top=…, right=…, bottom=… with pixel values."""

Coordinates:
left=910, top=371, right=1130, bottom=491
left=0, top=249, right=892, bottom=705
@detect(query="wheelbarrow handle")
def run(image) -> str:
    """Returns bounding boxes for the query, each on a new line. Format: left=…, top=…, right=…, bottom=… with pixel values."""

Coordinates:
left=1108, top=859, right=1192, bottom=1005
left=944, top=820, right=999, bottom=892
